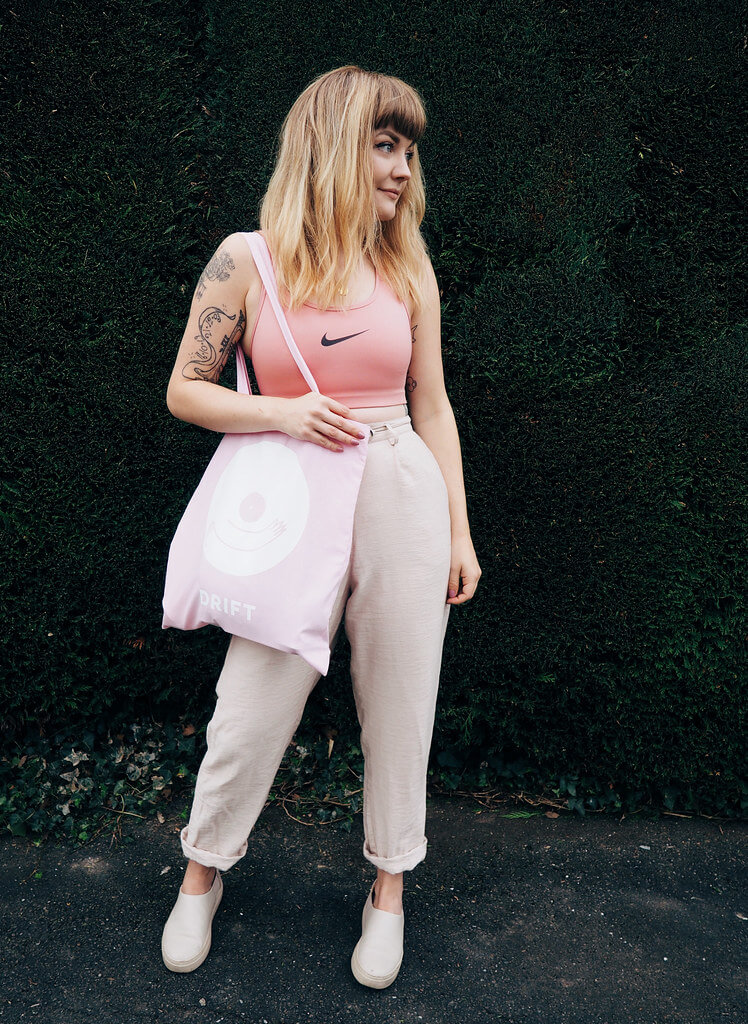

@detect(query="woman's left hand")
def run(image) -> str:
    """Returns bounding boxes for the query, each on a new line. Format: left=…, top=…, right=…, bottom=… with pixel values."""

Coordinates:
left=446, top=534, right=482, bottom=605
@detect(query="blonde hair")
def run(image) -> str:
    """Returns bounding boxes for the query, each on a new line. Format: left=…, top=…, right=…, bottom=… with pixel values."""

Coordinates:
left=259, top=65, right=429, bottom=312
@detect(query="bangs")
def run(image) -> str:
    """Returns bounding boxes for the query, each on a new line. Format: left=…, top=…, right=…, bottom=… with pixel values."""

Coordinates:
left=373, top=79, right=426, bottom=144
left=261, top=64, right=429, bottom=313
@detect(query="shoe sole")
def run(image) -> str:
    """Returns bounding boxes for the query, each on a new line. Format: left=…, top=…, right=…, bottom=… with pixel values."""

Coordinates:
left=350, top=941, right=402, bottom=989
left=161, top=886, right=223, bottom=974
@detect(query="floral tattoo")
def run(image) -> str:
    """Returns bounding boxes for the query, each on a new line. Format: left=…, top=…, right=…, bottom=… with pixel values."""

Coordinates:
left=195, top=251, right=235, bottom=301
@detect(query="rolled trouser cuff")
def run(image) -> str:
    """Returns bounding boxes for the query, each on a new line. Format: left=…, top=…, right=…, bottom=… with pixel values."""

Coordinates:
left=180, top=825, right=247, bottom=871
left=362, top=837, right=428, bottom=874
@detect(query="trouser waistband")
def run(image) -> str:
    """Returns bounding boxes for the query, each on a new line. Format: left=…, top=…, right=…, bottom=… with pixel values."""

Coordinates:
left=366, top=413, right=412, bottom=445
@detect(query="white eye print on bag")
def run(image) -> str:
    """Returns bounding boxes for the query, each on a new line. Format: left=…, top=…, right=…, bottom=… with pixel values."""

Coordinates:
left=203, top=441, right=310, bottom=576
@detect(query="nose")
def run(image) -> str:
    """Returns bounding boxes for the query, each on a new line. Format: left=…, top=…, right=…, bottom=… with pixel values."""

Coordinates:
left=395, top=153, right=411, bottom=180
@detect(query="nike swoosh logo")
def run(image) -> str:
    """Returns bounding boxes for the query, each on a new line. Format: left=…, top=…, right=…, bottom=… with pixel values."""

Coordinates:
left=321, top=330, right=368, bottom=347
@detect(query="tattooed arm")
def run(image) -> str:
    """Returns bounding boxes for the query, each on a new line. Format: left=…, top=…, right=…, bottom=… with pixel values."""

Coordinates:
left=166, top=233, right=284, bottom=433
left=181, top=305, right=246, bottom=383
left=166, top=233, right=366, bottom=451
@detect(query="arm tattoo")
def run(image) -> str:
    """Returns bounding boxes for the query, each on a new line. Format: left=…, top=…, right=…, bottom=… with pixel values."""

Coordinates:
left=407, top=325, right=418, bottom=392
left=195, top=251, right=236, bottom=301
left=182, top=306, right=246, bottom=381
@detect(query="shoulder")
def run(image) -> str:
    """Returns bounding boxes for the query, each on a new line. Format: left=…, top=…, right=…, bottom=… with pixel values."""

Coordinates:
left=419, top=249, right=439, bottom=294
left=406, top=249, right=439, bottom=322
left=205, top=231, right=258, bottom=284
left=193, top=232, right=263, bottom=318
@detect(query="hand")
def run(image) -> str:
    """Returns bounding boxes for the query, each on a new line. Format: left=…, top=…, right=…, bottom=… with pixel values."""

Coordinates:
left=279, top=393, right=366, bottom=452
left=447, top=534, right=481, bottom=605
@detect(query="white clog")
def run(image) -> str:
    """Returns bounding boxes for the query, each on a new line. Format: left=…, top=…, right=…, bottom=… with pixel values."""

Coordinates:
left=350, top=880, right=405, bottom=988
left=161, top=869, right=223, bottom=973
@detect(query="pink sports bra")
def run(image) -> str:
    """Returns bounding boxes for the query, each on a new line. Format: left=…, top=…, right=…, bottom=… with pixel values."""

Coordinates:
left=247, top=237, right=413, bottom=408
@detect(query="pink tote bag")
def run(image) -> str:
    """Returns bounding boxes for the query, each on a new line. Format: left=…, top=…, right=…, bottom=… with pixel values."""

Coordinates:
left=162, top=230, right=369, bottom=674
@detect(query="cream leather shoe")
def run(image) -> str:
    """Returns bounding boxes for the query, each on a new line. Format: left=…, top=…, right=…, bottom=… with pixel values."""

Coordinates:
left=161, top=869, right=223, bottom=973
left=350, top=880, right=405, bottom=989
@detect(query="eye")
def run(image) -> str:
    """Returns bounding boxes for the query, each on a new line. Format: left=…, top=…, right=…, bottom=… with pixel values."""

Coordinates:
left=376, top=141, right=394, bottom=152
left=406, top=151, right=414, bottom=162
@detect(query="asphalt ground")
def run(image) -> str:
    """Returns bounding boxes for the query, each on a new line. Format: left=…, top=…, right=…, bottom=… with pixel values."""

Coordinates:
left=1, top=795, right=745, bottom=1024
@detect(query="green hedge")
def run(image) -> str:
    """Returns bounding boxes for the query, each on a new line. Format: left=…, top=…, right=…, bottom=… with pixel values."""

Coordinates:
left=2, top=0, right=744, bottom=819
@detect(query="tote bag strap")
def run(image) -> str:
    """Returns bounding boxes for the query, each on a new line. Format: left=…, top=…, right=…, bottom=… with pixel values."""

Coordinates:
left=234, top=230, right=320, bottom=397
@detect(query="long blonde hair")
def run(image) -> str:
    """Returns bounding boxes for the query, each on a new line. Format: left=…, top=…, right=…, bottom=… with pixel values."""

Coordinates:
left=259, top=65, right=429, bottom=312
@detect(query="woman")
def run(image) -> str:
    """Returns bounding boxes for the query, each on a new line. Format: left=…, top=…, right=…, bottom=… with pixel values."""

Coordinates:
left=161, top=65, right=481, bottom=988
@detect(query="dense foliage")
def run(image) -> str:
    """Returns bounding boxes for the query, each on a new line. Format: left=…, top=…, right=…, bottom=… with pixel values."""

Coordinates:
left=2, top=0, right=744, bottom=827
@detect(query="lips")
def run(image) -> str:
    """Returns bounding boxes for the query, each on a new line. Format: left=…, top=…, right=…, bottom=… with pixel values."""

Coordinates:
left=380, top=189, right=400, bottom=198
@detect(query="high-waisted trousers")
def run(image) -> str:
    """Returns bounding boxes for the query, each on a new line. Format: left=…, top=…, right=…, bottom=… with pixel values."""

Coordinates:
left=180, top=413, right=452, bottom=875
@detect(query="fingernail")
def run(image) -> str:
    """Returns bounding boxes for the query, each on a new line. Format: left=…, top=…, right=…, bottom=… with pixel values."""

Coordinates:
left=448, top=588, right=457, bottom=598
left=357, top=432, right=366, bottom=439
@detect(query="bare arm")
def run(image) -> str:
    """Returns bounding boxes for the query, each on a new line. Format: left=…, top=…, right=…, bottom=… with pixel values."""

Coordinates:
left=166, top=232, right=279, bottom=432
left=166, top=233, right=365, bottom=450
left=406, top=256, right=481, bottom=604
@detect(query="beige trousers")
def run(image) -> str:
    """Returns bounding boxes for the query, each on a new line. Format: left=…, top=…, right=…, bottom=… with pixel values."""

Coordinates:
left=180, top=414, right=452, bottom=874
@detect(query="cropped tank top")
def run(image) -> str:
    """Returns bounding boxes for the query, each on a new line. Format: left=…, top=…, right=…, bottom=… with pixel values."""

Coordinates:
left=247, top=236, right=412, bottom=408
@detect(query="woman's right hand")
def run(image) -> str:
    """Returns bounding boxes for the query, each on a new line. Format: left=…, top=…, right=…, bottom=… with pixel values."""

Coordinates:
left=278, top=393, right=366, bottom=452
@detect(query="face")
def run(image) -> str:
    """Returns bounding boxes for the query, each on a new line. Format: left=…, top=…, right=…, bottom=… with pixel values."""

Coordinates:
left=371, top=124, right=415, bottom=221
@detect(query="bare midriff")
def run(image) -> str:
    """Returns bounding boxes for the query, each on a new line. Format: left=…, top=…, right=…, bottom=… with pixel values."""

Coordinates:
left=349, top=403, right=408, bottom=424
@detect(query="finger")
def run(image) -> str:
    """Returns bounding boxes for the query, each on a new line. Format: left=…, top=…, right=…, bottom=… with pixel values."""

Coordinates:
left=447, top=567, right=461, bottom=600
left=446, top=573, right=479, bottom=604
left=323, top=413, right=366, bottom=440
left=325, top=425, right=361, bottom=445
left=324, top=397, right=353, bottom=419
left=316, top=413, right=361, bottom=443
left=312, top=430, right=344, bottom=452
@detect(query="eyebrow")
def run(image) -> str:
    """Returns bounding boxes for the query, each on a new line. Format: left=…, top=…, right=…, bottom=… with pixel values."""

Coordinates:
left=378, top=129, right=415, bottom=147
